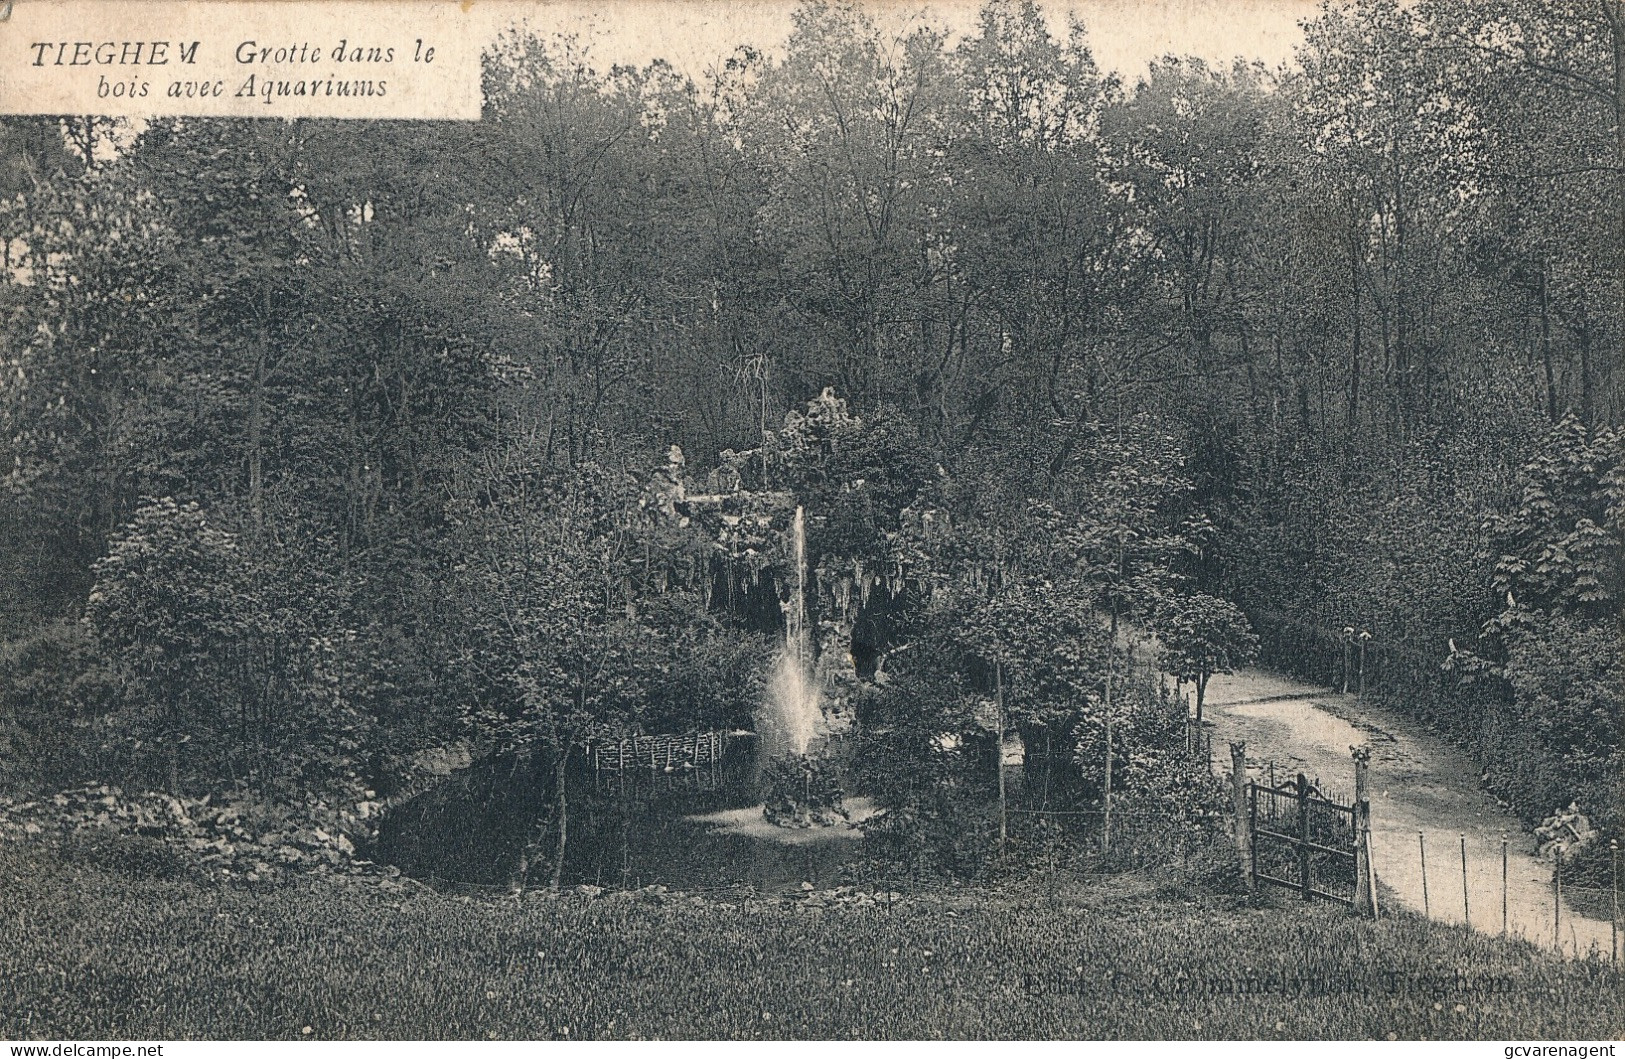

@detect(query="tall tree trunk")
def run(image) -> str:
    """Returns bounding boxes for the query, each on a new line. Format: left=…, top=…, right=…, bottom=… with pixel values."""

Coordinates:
left=1540, top=270, right=1559, bottom=423
left=1272, top=315, right=1286, bottom=472
left=1579, top=325, right=1597, bottom=428
left=1346, top=200, right=1363, bottom=432
left=1392, top=137, right=1410, bottom=441
left=1102, top=661, right=1113, bottom=855
left=995, top=659, right=1006, bottom=857
left=619, top=764, right=631, bottom=886
left=247, top=372, right=264, bottom=528
left=1104, top=574, right=1121, bottom=854
left=247, top=285, right=270, bottom=534
left=1607, top=0, right=1625, bottom=421
left=549, top=747, right=569, bottom=892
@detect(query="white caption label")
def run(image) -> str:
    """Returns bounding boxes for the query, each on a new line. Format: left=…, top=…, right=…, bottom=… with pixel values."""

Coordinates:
left=0, top=0, right=481, bottom=120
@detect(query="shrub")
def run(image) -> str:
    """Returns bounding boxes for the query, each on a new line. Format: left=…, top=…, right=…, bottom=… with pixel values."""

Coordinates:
left=0, top=621, right=117, bottom=789
left=760, top=755, right=848, bottom=827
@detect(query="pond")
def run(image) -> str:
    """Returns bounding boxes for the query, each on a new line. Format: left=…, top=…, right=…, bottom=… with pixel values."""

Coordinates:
left=370, top=732, right=1111, bottom=892
left=371, top=736, right=870, bottom=893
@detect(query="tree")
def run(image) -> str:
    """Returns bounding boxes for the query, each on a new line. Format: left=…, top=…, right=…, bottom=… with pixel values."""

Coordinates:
left=946, top=1, right=1125, bottom=424
left=1422, top=0, right=1624, bottom=425
left=1486, top=414, right=1623, bottom=621
left=84, top=499, right=246, bottom=792
left=746, top=2, right=959, bottom=407
left=453, top=461, right=653, bottom=890
left=956, top=574, right=1112, bottom=851
left=1153, top=592, right=1258, bottom=725
left=1103, top=58, right=1274, bottom=393
left=452, top=451, right=768, bottom=889
left=1456, top=416, right=1625, bottom=828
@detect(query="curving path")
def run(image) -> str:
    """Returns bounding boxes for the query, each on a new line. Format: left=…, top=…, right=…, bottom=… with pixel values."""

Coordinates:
left=1201, top=666, right=1615, bottom=959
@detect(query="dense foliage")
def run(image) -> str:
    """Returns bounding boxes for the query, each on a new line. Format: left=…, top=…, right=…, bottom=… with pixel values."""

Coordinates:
left=0, top=0, right=1620, bottom=857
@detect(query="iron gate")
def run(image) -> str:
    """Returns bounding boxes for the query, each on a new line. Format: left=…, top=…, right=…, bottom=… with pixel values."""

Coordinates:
left=1249, top=771, right=1360, bottom=905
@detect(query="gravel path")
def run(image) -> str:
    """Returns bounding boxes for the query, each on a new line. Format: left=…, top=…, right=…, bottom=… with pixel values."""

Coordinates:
left=1200, top=667, right=1615, bottom=959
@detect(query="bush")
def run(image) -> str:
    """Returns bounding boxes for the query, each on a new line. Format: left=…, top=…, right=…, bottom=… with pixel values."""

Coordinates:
left=0, top=621, right=118, bottom=790
left=760, top=755, right=848, bottom=827
left=852, top=715, right=1002, bottom=882
left=1491, top=613, right=1622, bottom=829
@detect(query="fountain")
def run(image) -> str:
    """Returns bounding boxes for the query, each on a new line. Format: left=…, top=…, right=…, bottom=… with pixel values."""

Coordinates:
left=760, top=505, right=824, bottom=759
left=752, top=504, right=868, bottom=828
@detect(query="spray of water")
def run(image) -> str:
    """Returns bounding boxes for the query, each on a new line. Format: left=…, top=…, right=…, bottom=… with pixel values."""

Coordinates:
left=761, top=505, right=822, bottom=757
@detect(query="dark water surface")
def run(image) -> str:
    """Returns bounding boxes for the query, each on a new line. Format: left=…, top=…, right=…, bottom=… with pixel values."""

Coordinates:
left=372, top=738, right=863, bottom=892
left=371, top=732, right=1114, bottom=892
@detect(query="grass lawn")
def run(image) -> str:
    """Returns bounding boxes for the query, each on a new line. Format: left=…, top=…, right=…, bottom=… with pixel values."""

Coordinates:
left=0, top=843, right=1619, bottom=1040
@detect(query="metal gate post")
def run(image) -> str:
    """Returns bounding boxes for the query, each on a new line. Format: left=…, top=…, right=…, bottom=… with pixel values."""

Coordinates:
left=1297, top=773, right=1312, bottom=900
left=1353, top=746, right=1373, bottom=917
left=1249, top=781, right=1259, bottom=887
left=1231, top=742, right=1253, bottom=893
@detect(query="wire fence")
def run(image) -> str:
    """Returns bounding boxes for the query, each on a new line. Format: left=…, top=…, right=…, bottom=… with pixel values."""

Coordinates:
left=1402, top=830, right=1622, bottom=961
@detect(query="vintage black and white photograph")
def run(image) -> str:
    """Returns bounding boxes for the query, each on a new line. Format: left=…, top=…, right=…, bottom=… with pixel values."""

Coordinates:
left=0, top=0, right=1621, bottom=1043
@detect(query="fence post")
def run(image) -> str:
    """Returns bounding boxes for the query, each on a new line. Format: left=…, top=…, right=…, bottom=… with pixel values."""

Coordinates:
left=996, top=659, right=1008, bottom=857
left=1419, top=831, right=1430, bottom=917
left=1353, top=746, right=1374, bottom=917
left=1501, top=835, right=1509, bottom=936
left=1230, top=742, right=1254, bottom=894
left=1297, top=773, right=1312, bottom=900
left=1554, top=846, right=1563, bottom=951
left=1612, top=839, right=1619, bottom=963
left=1605, top=838, right=1618, bottom=961
left=1352, top=630, right=1365, bottom=701
left=1365, top=826, right=1381, bottom=919
left=1249, top=780, right=1260, bottom=883
left=1460, top=833, right=1470, bottom=926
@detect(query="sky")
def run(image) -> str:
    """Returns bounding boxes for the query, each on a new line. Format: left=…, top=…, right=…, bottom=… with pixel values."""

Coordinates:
left=467, top=0, right=1323, bottom=82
